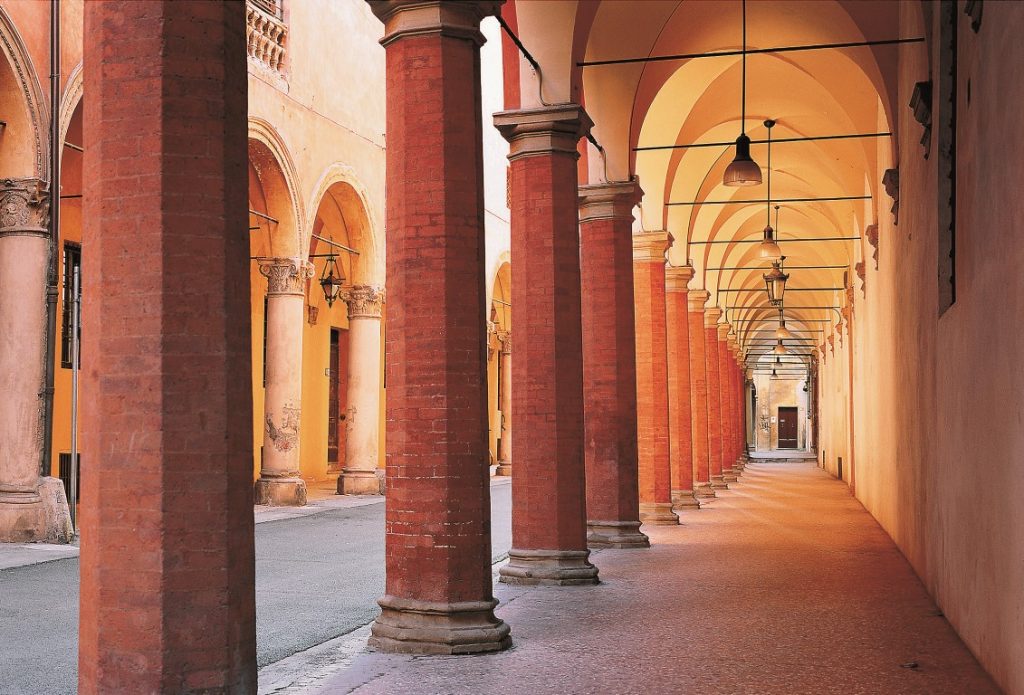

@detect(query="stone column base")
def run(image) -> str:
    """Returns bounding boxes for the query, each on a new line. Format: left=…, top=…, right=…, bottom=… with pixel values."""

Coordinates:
left=587, top=520, right=650, bottom=549
left=254, top=476, right=307, bottom=506
left=710, top=475, right=729, bottom=490
left=370, top=595, right=511, bottom=655
left=499, top=548, right=600, bottom=586
left=671, top=490, right=702, bottom=511
left=494, top=460, right=512, bottom=476
left=337, top=468, right=381, bottom=495
left=722, top=469, right=739, bottom=483
left=639, top=502, right=679, bottom=525
left=694, top=483, right=716, bottom=498
left=0, top=478, right=74, bottom=543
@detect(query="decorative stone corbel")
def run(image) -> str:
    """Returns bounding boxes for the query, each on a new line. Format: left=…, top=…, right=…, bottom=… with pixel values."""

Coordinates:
left=882, top=168, right=899, bottom=226
left=910, top=81, right=933, bottom=159
left=865, top=224, right=879, bottom=270
left=854, top=261, right=866, bottom=298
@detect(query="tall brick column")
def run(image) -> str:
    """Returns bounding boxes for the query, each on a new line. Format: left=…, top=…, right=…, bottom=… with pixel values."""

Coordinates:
left=579, top=180, right=648, bottom=549
left=730, top=339, right=746, bottom=471
left=495, top=333, right=512, bottom=476
left=688, top=290, right=714, bottom=498
left=494, top=104, right=599, bottom=584
left=256, top=258, right=314, bottom=506
left=704, top=307, right=727, bottom=489
left=665, top=264, right=700, bottom=511
left=632, top=231, right=679, bottom=525
left=718, top=323, right=738, bottom=483
left=368, top=0, right=511, bottom=654
left=79, top=2, right=256, bottom=691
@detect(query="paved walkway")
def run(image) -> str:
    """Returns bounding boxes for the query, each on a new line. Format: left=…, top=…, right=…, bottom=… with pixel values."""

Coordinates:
left=308, top=462, right=998, bottom=695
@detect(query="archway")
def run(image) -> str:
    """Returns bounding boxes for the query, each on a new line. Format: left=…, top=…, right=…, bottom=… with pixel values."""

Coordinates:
left=488, top=260, right=511, bottom=474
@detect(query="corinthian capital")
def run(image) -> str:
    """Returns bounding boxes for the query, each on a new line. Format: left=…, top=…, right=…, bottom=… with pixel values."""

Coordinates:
left=342, top=285, right=384, bottom=319
left=0, top=177, right=49, bottom=237
left=259, top=257, right=314, bottom=296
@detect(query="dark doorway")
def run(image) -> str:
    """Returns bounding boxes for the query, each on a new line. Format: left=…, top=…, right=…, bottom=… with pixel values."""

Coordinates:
left=329, top=328, right=349, bottom=470
left=777, top=406, right=799, bottom=449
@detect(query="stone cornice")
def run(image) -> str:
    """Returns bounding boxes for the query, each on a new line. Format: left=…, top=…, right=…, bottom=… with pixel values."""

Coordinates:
left=704, top=307, right=722, bottom=327
left=632, top=230, right=672, bottom=262
left=368, top=0, right=502, bottom=48
left=665, top=263, right=695, bottom=293
left=578, top=179, right=642, bottom=223
left=494, top=104, right=592, bottom=162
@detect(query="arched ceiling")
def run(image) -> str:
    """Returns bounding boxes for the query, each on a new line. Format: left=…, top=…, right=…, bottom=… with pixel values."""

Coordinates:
left=511, top=0, right=902, bottom=367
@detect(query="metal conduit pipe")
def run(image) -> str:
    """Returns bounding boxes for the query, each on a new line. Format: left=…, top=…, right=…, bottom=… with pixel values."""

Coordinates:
left=40, top=0, right=60, bottom=478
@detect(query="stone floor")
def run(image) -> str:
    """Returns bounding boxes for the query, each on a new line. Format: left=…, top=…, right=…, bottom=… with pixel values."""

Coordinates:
left=309, top=462, right=999, bottom=695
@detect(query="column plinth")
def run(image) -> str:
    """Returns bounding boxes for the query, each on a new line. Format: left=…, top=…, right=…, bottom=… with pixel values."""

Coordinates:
left=338, top=285, right=384, bottom=495
left=368, top=0, right=510, bottom=655
left=666, top=263, right=700, bottom=512
left=494, top=103, right=598, bottom=584
left=256, top=258, right=313, bottom=506
left=0, top=178, right=71, bottom=542
left=579, top=180, right=648, bottom=549
left=495, top=334, right=512, bottom=476
left=688, top=290, right=715, bottom=499
left=633, top=231, right=678, bottom=526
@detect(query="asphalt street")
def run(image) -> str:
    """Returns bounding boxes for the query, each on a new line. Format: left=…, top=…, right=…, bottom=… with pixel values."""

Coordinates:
left=0, top=481, right=512, bottom=695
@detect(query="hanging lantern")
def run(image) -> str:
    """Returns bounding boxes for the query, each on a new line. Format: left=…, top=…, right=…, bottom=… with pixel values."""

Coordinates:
left=723, top=0, right=762, bottom=187
left=772, top=340, right=788, bottom=355
left=763, top=258, right=789, bottom=306
left=319, top=253, right=346, bottom=307
left=759, top=224, right=782, bottom=261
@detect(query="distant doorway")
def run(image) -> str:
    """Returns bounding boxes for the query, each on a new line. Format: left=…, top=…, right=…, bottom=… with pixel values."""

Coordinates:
left=328, top=328, right=349, bottom=471
left=777, top=407, right=798, bottom=449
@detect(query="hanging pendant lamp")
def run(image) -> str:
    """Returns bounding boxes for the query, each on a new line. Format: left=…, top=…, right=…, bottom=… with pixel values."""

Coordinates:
left=775, top=307, right=794, bottom=340
left=764, top=254, right=789, bottom=306
left=772, top=339, right=788, bottom=355
left=723, top=0, right=762, bottom=187
left=758, top=124, right=782, bottom=260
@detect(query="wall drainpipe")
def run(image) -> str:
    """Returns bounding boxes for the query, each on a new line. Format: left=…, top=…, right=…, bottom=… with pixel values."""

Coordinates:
left=41, top=0, right=61, bottom=480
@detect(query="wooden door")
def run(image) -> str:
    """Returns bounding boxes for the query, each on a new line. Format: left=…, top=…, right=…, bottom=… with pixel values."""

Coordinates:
left=328, top=328, right=349, bottom=469
left=777, top=406, right=798, bottom=449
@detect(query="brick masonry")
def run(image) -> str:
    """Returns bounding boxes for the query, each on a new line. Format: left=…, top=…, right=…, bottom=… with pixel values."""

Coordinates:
left=687, top=291, right=711, bottom=487
left=79, top=2, right=256, bottom=692
left=665, top=265, right=695, bottom=497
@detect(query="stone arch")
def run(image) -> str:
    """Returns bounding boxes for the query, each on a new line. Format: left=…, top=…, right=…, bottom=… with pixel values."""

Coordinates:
left=306, top=163, right=382, bottom=288
left=248, top=117, right=303, bottom=258
left=58, top=61, right=83, bottom=151
left=0, top=6, right=48, bottom=178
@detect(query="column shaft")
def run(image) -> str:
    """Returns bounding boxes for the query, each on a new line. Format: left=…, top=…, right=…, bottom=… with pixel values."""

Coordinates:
left=256, top=258, right=312, bottom=505
left=632, top=231, right=678, bottom=526
left=0, top=179, right=70, bottom=542
left=79, top=2, right=256, bottom=691
left=338, top=286, right=384, bottom=494
left=494, top=104, right=599, bottom=584
left=704, top=308, right=727, bottom=489
left=579, top=181, right=647, bottom=548
left=495, top=336, right=512, bottom=475
left=368, top=0, right=510, bottom=655
left=718, top=325, right=737, bottom=483
left=665, top=264, right=699, bottom=510
left=688, top=290, right=714, bottom=498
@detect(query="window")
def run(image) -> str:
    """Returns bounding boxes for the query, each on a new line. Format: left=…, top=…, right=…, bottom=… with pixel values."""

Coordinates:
left=60, top=243, right=82, bottom=369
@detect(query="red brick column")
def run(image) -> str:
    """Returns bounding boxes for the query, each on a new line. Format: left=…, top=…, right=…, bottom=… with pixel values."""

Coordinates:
left=579, top=181, right=648, bottom=549
left=718, top=324, right=738, bottom=483
left=632, top=231, right=679, bottom=525
left=369, top=0, right=511, bottom=654
left=79, top=2, right=256, bottom=691
left=730, top=341, right=747, bottom=471
left=494, top=104, right=599, bottom=584
left=688, top=290, right=714, bottom=498
left=704, top=307, right=728, bottom=489
left=665, top=264, right=700, bottom=510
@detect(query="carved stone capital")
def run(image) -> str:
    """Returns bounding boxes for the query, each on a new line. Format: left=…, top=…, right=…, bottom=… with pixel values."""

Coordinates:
left=704, top=307, right=722, bottom=327
left=687, top=288, right=710, bottom=312
left=665, top=263, right=695, bottom=293
left=497, top=329, right=511, bottom=354
left=716, top=322, right=731, bottom=340
left=342, top=285, right=384, bottom=319
left=494, top=104, right=592, bottom=162
left=259, top=257, right=314, bottom=296
left=0, top=177, right=49, bottom=238
left=578, top=179, right=642, bottom=223
left=368, top=0, right=503, bottom=48
left=632, top=230, right=673, bottom=262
